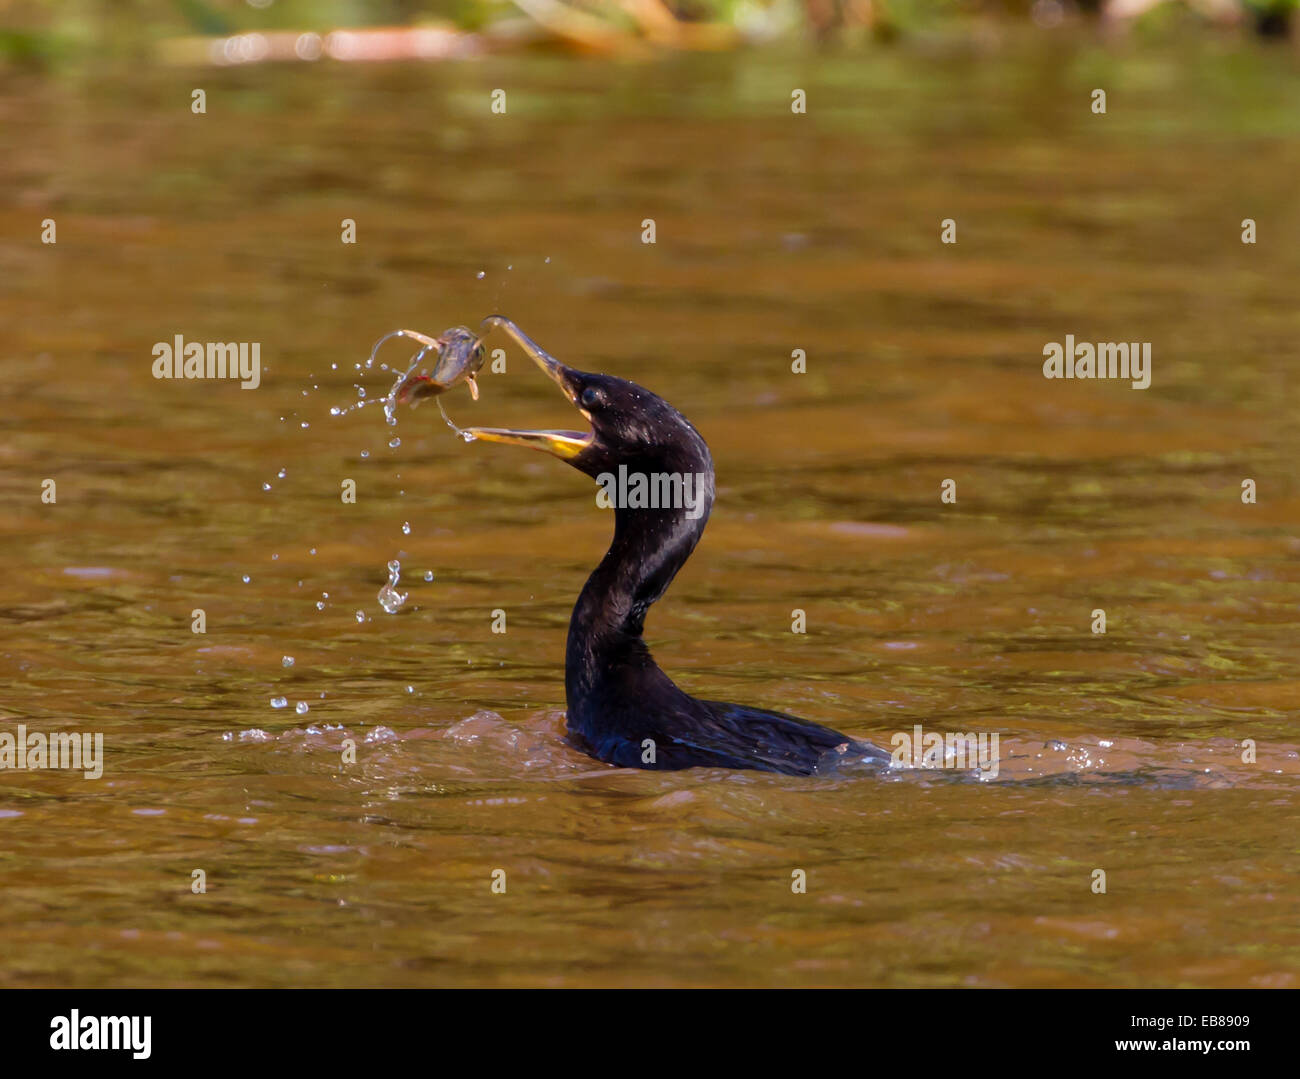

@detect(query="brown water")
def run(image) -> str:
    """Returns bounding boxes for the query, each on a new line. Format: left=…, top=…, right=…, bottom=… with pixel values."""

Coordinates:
left=2, top=39, right=1299, bottom=988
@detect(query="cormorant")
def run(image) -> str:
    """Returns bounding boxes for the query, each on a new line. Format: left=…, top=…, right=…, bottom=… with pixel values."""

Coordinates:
left=463, top=316, right=890, bottom=776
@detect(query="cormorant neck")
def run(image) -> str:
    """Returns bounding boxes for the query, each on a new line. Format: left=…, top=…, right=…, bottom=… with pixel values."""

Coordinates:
left=565, top=465, right=715, bottom=707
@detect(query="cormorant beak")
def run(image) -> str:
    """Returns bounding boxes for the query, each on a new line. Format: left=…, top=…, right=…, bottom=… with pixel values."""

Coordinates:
left=461, top=316, right=591, bottom=461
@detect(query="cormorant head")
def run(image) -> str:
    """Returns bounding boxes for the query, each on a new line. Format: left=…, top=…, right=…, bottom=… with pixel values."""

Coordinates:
left=462, top=316, right=713, bottom=486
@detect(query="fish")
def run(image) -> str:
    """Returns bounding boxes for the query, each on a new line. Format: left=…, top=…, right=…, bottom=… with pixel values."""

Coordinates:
left=384, top=326, right=488, bottom=405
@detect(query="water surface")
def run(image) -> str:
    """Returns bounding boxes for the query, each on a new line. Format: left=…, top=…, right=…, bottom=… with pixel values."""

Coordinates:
left=2, top=40, right=1298, bottom=987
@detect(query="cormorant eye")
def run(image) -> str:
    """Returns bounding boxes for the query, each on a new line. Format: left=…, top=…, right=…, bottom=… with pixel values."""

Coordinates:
left=580, top=386, right=603, bottom=410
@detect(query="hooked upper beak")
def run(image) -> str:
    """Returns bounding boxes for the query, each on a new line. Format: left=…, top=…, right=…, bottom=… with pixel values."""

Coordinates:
left=462, top=316, right=591, bottom=460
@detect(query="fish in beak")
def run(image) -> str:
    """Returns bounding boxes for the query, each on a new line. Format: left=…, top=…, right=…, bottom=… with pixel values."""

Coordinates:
left=390, top=326, right=487, bottom=404
left=461, top=316, right=592, bottom=460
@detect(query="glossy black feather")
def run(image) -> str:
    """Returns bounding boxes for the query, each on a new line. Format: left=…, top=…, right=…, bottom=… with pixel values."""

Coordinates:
left=551, top=368, right=886, bottom=777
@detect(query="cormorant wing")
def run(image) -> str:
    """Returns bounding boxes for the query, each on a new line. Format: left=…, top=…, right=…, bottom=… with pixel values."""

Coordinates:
left=664, top=700, right=884, bottom=776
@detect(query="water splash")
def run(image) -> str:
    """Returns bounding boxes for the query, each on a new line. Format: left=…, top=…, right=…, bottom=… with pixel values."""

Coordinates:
left=328, top=330, right=441, bottom=425
left=378, top=559, right=409, bottom=614
left=437, top=398, right=474, bottom=442
left=375, top=331, right=441, bottom=427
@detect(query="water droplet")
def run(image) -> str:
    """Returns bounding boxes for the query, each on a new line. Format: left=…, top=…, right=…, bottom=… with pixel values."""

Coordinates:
left=331, top=362, right=338, bottom=370
left=423, top=570, right=434, bottom=582
left=262, top=483, right=271, bottom=491
left=361, top=450, right=370, bottom=459
left=357, top=387, right=366, bottom=398
left=476, top=271, right=485, bottom=280
left=271, top=697, right=288, bottom=709
left=277, top=468, right=286, bottom=478
left=330, top=406, right=341, bottom=416
left=300, top=422, right=309, bottom=429
left=315, top=601, right=325, bottom=610
left=242, top=575, right=250, bottom=583
left=389, top=437, right=401, bottom=449
left=309, top=548, right=317, bottom=555
left=296, top=701, right=309, bottom=715
left=282, top=656, right=294, bottom=667
left=402, top=521, right=411, bottom=535
left=544, top=256, right=551, bottom=263
left=406, top=685, right=415, bottom=694
left=355, top=610, right=366, bottom=623
left=378, top=559, right=409, bottom=614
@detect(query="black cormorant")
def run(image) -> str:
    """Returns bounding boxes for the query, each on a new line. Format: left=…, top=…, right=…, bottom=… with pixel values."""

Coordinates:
left=463, top=316, right=889, bottom=776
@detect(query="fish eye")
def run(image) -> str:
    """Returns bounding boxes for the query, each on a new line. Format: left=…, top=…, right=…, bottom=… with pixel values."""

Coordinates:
left=580, top=386, right=604, bottom=409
